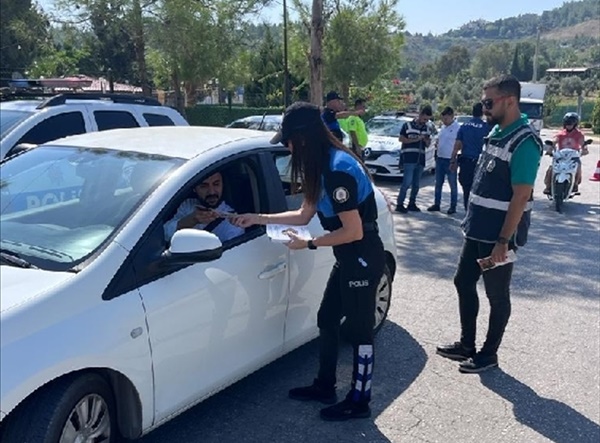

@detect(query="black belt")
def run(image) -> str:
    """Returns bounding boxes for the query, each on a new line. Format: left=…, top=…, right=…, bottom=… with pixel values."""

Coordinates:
left=363, top=222, right=378, bottom=232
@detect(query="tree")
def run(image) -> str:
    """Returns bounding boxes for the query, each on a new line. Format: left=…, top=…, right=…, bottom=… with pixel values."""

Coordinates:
left=435, top=45, right=470, bottom=81
left=310, top=0, right=324, bottom=105
left=561, top=76, right=584, bottom=96
left=245, top=26, right=285, bottom=107
left=591, top=97, right=600, bottom=135
left=511, top=41, right=535, bottom=81
left=471, top=42, right=513, bottom=80
left=0, top=0, right=50, bottom=79
left=323, top=0, right=404, bottom=100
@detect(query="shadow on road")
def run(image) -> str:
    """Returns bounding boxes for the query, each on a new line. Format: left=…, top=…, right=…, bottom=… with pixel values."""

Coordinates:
left=136, top=322, right=426, bottom=443
left=479, top=369, right=600, bottom=443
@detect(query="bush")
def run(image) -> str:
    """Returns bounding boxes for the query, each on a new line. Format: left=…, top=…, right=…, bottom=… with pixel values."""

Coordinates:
left=581, top=121, right=592, bottom=129
left=592, top=98, right=600, bottom=135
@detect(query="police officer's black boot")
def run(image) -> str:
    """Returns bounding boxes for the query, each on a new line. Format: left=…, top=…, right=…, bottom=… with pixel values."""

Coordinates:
left=288, top=378, right=337, bottom=404
left=320, top=344, right=373, bottom=421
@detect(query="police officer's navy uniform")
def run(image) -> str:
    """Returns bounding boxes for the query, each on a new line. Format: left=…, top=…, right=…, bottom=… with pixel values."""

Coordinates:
left=456, top=117, right=490, bottom=209
left=322, top=107, right=344, bottom=142
left=315, top=147, right=385, bottom=407
left=452, top=121, right=542, bottom=367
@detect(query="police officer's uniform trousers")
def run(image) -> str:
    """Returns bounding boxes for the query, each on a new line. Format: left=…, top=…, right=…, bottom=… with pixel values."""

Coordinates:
left=314, top=148, right=385, bottom=405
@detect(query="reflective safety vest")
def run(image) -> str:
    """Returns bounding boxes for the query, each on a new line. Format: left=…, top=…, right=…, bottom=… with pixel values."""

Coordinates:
left=462, top=123, right=543, bottom=246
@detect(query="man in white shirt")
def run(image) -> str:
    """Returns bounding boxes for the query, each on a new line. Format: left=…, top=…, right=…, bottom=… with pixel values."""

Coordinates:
left=164, top=171, right=244, bottom=243
left=428, top=107, right=460, bottom=214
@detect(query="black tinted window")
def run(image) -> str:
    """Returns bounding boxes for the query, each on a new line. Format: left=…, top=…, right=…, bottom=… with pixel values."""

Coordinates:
left=143, top=113, right=175, bottom=127
left=94, top=111, right=139, bottom=131
left=17, top=112, right=86, bottom=145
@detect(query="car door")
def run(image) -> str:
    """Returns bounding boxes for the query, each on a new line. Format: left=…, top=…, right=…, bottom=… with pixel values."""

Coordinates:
left=268, top=150, right=336, bottom=351
left=134, top=154, right=289, bottom=423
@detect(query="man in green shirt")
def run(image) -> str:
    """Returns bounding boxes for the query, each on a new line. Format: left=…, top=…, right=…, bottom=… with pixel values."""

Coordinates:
left=436, top=74, right=543, bottom=373
left=340, top=99, right=368, bottom=158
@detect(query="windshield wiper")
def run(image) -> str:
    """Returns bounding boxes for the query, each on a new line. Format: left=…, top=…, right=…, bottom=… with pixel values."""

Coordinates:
left=0, top=250, right=37, bottom=269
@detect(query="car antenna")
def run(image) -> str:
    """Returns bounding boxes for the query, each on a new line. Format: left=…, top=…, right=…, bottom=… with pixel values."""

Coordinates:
left=258, top=111, right=267, bottom=131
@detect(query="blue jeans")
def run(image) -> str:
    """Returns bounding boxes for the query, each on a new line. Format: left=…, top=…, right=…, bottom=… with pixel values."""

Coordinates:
left=397, top=163, right=424, bottom=206
left=434, top=158, right=458, bottom=209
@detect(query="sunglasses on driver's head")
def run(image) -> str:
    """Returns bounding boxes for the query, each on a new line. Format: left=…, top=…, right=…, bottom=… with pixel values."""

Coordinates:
left=481, top=95, right=512, bottom=110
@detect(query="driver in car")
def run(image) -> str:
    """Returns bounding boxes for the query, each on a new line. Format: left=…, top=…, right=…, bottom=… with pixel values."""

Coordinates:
left=163, top=171, right=244, bottom=243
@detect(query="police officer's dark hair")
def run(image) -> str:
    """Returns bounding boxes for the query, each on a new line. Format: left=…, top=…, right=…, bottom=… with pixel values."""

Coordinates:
left=472, top=102, right=483, bottom=117
left=286, top=107, right=371, bottom=206
left=420, top=104, right=433, bottom=116
left=355, top=98, right=366, bottom=107
left=483, top=75, right=521, bottom=101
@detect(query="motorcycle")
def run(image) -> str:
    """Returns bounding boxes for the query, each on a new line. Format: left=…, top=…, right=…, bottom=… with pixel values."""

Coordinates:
left=544, top=138, right=593, bottom=213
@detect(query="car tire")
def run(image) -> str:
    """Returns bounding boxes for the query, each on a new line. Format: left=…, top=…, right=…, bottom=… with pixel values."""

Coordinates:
left=341, top=264, right=393, bottom=341
left=2, top=373, right=117, bottom=443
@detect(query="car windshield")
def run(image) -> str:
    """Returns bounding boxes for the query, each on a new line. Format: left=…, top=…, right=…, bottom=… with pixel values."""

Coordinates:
left=519, top=103, right=543, bottom=120
left=456, top=115, right=472, bottom=124
left=367, top=119, right=408, bottom=137
left=0, top=146, right=183, bottom=271
left=1, top=109, right=33, bottom=139
left=227, top=116, right=281, bottom=131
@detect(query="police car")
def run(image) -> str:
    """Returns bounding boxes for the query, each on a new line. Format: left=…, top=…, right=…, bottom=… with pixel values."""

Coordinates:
left=363, top=114, right=437, bottom=178
left=0, top=127, right=397, bottom=442
left=0, top=91, right=188, bottom=160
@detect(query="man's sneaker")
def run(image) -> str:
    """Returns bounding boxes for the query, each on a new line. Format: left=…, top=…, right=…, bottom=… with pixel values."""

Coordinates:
left=436, top=342, right=475, bottom=361
left=320, top=399, right=371, bottom=421
left=407, top=203, right=421, bottom=212
left=427, top=205, right=441, bottom=212
left=395, top=204, right=408, bottom=214
left=289, top=379, right=337, bottom=404
left=459, top=353, right=499, bottom=374
left=447, top=207, right=457, bottom=215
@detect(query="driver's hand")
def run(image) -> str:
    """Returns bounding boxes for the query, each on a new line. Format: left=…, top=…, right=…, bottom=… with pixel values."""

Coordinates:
left=194, top=208, right=218, bottom=224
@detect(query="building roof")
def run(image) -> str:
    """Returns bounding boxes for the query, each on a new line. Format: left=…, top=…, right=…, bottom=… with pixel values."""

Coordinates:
left=546, top=67, right=594, bottom=74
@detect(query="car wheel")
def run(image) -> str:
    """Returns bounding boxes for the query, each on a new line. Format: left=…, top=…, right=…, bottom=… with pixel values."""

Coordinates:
left=2, top=373, right=117, bottom=443
left=341, top=264, right=393, bottom=340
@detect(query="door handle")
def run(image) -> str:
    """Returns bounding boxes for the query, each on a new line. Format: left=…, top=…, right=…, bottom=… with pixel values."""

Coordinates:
left=258, top=261, right=287, bottom=280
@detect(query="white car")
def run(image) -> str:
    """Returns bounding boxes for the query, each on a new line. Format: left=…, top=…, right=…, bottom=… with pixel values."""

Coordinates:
left=0, top=93, right=188, bottom=160
left=225, top=114, right=283, bottom=131
left=0, top=126, right=397, bottom=443
left=363, top=115, right=436, bottom=178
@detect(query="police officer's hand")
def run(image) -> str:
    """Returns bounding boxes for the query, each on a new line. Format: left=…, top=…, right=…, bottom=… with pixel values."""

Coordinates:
left=231, top=213, right=260, bottom=228
left=193, top=207, right=218, bottom=224
left=285, top=232, right=308, bottom=250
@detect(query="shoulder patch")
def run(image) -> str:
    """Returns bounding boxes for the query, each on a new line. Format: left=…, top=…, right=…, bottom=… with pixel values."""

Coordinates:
left=333, top=187, right=349, bottom=203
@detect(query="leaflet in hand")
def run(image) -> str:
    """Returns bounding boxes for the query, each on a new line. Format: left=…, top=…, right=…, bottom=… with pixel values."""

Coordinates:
left=477, top=250, right=517, bottom=271
left=266, top=224, right=312, bottom=242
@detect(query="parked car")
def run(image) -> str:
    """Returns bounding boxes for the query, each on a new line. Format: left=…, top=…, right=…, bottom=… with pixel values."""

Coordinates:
left=225, top=114, right=283, bottom=131
left=0, top=93, right=188, bottom=160
left=363, top=114, right=436, bottom=178
left=0, top=126, right=397, bottom=443
left=456, top=115, right=472, bottom=125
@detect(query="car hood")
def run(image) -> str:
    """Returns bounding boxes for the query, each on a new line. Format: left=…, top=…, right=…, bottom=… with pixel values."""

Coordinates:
left=0, top=266, right=73, bottom=313
left=365, top=135, right=401, bottom=152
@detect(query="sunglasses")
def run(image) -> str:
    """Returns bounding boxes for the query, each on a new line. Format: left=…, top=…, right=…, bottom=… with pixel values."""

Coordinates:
left=481, top=95, right=512, bottom=110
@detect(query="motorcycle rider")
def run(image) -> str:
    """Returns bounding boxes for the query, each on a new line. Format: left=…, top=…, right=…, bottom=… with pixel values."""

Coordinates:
left=543, top=112, right=586, bottom=195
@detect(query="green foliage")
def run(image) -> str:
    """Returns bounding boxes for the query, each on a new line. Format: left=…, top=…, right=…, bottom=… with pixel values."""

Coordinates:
left=510, top=42, right=535, bottom=81
left=185, top=105, right=283, bottom=127
left=547, top=100, right=596, bottom=126
left=245, top=26, right=284, bottom=107
left=592, top=98, right=600, bottom=134
left=471, top=42, right=513, bottom=79
left=561, top=76, right=584, bottom=96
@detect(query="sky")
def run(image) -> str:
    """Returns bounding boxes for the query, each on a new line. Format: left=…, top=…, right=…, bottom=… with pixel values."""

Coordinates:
left=37, top=0, right=571, bottom=35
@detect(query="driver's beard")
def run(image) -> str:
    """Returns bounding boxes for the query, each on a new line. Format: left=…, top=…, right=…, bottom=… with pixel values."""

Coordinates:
left=199, top=194, right=222, bottom=209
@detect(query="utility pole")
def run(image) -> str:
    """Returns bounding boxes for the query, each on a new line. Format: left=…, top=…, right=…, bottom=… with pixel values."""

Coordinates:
left=283, top=0, right=291, bottom=107
left=533, top=26, right=541, bottom=82
left=310, top=0, right=324, bottom=105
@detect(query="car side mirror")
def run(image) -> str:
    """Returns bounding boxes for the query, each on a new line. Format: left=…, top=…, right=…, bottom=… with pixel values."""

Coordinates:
left=585, top=139, right=593, bottom=145
left=163, top=229, right=223, bottom=264
left=544, top=140, right=553, bottom=146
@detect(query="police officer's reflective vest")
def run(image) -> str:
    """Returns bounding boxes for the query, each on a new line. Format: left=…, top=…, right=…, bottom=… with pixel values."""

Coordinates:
left=462, top=123, right=542, bottom=246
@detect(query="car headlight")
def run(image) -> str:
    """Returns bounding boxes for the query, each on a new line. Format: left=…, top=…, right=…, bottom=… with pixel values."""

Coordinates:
left=389, top=149, right=400, bottom=158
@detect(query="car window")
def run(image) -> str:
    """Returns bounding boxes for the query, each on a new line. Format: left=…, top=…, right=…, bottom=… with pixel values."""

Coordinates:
left=0, top=146, right=182, bottom=270
left=366, top=119, right=407, bottom=137
left=144, top=113, right=176, bottom=127
left=272, top=152, right=303, bottom=210
left=16, top=112, right=86, bottom=145
left=162, top=157, right=262, bottom=247
left=1, top=109, right=33, bottom=140
left=94, top=110, right=140, bottom=131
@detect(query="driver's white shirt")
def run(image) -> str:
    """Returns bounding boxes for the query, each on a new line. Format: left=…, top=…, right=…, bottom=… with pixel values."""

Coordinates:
left=163, top=199, right=244, bottom=242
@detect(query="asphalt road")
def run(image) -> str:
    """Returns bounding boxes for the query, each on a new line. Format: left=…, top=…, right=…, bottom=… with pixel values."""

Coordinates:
left=137, top=129, right=600, bottom=443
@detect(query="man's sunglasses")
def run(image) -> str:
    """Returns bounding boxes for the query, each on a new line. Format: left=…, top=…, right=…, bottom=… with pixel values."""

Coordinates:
left=481, top=96, right=512, bottom=110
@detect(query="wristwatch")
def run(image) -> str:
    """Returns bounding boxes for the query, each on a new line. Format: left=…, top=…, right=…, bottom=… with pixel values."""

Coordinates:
left=307, top=239, right=317, bottom=250
left=497, top=236, right=509, bottom=245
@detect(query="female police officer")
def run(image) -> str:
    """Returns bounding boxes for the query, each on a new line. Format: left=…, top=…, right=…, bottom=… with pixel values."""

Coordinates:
left=232, top=102, right=385, bottom=421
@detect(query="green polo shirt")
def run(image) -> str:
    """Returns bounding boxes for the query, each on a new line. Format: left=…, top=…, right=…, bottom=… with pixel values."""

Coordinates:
left=343, top=115, right=368, bottom=148
left=489, top=115, right=541, bottom=186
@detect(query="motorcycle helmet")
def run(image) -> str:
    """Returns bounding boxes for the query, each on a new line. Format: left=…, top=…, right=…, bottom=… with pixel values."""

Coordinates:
left=563, top=112, right=579, bottom=129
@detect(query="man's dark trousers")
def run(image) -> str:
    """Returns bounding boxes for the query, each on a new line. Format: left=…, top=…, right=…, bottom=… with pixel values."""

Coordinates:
left=458, top=157, right=478, bottom=210
left=453, top=238, right=513, bottom=356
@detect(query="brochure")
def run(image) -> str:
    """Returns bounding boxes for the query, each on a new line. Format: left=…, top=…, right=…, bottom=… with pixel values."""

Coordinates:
left=477, top=250, right=517, bottom=271
left=266, top=224, right=312, bottom=242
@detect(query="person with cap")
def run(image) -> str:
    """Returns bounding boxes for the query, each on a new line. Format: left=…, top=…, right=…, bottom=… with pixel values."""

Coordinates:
left=322, top=91, right=346, bottom=142
left=450, top=103, right=491, bottom=210
left=428, top=106, right=459, bottom=214
left=232, top=101, right=385, bottom=421
left=395, top=104, right=433, bottom=213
